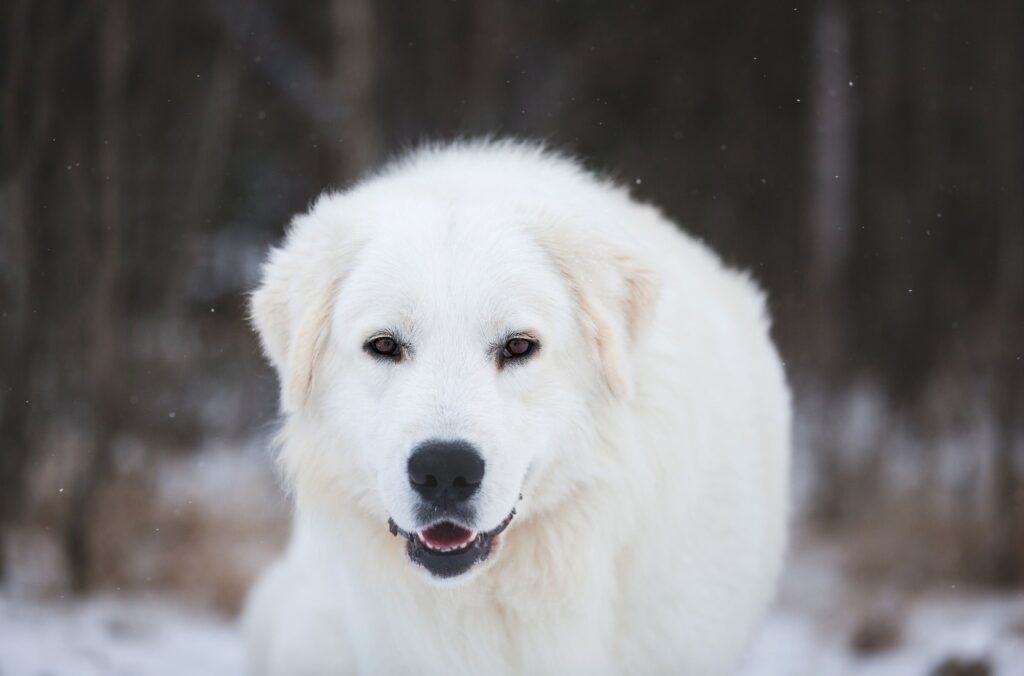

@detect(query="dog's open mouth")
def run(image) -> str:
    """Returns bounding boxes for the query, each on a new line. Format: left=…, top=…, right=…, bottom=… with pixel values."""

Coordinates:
left=388, top=509, right=516, bottom=579
left=417, top=521, right=478, bottom=552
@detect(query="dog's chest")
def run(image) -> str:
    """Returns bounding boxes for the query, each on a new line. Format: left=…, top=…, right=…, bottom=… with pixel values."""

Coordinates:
left=340, top=568, right=618, bottom=676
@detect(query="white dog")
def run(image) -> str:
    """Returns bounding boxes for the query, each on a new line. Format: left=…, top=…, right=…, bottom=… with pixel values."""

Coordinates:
left=243, top=140, right=791, bottom=675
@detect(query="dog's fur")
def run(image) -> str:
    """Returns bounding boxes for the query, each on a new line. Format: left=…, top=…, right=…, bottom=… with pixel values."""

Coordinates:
left=243, top=141, right=791, bottom=675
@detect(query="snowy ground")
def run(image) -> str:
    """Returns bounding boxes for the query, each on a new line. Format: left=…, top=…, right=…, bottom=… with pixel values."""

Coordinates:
left=0, top=595, right=243, bottom=676
left=741, top=548, right=1024, bottom=676
left=2, top=549, right=1023, bottom=676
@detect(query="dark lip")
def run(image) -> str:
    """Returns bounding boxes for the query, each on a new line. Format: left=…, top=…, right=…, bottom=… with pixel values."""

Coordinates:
left=387, top=508, right=517, bottom=579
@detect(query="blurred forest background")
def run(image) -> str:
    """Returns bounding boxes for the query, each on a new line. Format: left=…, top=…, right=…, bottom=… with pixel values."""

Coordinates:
left=1, top=0, right=1022, bottom=625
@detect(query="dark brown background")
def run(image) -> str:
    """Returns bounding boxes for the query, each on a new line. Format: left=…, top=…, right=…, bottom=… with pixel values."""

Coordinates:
left=1, top=0, right=1021, bottom=608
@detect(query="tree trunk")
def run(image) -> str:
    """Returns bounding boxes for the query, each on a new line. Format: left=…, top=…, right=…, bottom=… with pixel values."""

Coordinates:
left=65, top=0, right=127, bottom=592
left=986, top=0, right=1024, bottom=587
left=0, top=176, right=34, bottom=581
left=330, top=0, right=381, bottom=183
left=808, top=0, right=854, bottom=525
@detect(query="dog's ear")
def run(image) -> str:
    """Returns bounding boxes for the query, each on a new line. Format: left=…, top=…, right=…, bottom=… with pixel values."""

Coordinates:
left=537, top=229, right=661, bottom=398
left=250, top=202, right=352, bottom=413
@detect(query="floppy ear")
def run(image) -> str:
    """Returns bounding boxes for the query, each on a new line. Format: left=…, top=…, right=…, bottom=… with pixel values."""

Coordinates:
left=537, top=229, right=661, bottom=398
left=250, top=204, right=351, bottom=414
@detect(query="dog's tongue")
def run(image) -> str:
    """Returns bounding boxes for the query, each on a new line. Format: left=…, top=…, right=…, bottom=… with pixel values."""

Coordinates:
left=420, top=522, right=474, bottom=549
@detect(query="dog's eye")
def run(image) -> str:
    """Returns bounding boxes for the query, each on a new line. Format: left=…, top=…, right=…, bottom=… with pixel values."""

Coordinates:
left=500, top=337, right=537, bottom=366
left=366, top=336, right=401, bottom=360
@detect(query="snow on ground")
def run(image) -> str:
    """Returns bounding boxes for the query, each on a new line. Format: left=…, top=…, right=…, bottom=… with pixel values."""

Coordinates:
left=743, top=589, right=1024, bottom=676
left=0, top=595, right=243, bottom=676
left=2, top=549, right=1023, bottom=676
left=745, top=598, right=1024, bottom=676
left=741, top=547, right=1024, bottom=676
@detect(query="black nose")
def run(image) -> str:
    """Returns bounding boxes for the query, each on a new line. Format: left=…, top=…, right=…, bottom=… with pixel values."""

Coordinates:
left=407, top=440, right=485, bottom=506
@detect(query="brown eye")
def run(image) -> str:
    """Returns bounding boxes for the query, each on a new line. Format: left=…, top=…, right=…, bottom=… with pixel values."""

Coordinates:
left=367, top=336, right=401, bottom=359
left=501, top=336, right=537, bottom=365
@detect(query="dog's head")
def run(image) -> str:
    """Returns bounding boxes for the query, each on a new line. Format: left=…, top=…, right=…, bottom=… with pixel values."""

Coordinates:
left=251, top=145, right=659, bottom=583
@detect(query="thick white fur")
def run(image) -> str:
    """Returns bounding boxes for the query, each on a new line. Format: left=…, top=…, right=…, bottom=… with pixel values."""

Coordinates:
left=243, top=141, right=791, bottom=676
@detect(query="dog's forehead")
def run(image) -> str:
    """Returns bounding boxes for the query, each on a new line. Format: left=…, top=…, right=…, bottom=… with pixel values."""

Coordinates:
left=338, top=201, right=571, bottom=334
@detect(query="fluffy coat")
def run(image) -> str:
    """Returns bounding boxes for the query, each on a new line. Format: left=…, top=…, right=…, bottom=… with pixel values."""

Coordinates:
left=243, top=141, right=791, bottom=675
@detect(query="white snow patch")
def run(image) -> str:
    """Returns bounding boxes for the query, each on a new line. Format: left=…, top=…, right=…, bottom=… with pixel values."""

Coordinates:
left=0, top=594, right=243, bottom=676
left=2, top=549, right=1023, bottom=675
left=740, top=548, right=1024, bottom=676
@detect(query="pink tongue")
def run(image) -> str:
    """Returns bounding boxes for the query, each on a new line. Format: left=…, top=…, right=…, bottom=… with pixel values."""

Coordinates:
left=421, top=522, right=473, bottom=548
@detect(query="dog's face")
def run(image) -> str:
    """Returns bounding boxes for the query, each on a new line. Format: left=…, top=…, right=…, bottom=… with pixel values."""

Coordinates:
left=252, top=161, right=658, bottom=583
left=321, top=202, right=593, bottom=581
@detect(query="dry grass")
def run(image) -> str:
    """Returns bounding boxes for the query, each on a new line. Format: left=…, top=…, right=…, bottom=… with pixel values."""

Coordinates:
left=7, top=436, right=288, bottom=616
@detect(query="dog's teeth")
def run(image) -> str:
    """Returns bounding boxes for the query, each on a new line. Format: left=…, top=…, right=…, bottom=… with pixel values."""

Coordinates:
left=426, top=540, right=473, bottom=553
